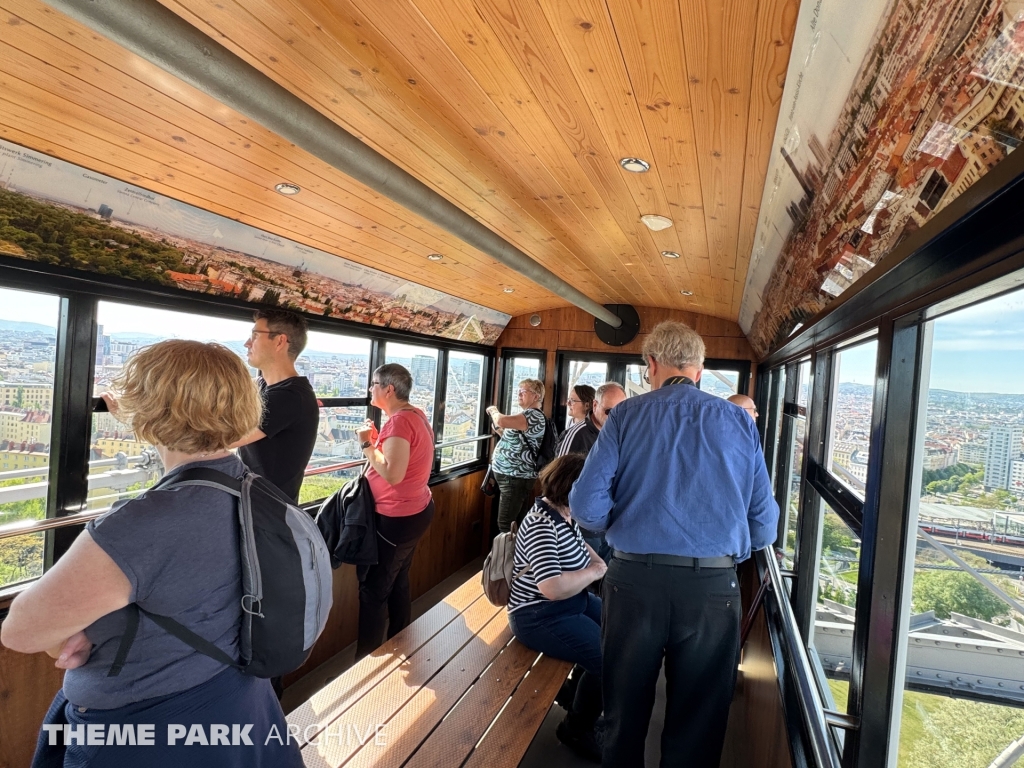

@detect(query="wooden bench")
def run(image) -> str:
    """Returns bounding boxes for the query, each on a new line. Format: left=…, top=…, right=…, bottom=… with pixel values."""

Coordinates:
left=288, top=573, right=573, bottom=768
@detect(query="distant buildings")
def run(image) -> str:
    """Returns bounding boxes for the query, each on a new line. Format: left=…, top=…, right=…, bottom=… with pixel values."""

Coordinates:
left=984, top=426, right=1024, bottom=490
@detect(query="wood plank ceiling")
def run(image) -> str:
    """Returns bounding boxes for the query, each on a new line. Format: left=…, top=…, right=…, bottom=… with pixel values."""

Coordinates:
left=0, top=0, right=799, bottom=323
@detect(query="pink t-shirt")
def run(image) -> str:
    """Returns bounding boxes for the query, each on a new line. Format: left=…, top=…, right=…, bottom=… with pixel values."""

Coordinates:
left=367, top=408, right=434, bottom=517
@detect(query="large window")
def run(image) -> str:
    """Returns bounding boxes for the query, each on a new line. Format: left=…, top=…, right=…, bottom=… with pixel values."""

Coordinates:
left=894, top=288, right=1024, bottom=766
left=501, top=352, right=543, bottom=415
left=779, top=361, right=810, bottom=569
left=441, top=351, right=485, bottom=469
left=0, top=286, right=60, bottom=588
left=827, top=340, right=878, bottom=500
left=91, top=302, right=252, bottom=512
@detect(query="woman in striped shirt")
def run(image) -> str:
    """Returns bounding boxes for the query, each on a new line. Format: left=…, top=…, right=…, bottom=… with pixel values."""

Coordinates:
left=507, top=453, right=607, bottom=762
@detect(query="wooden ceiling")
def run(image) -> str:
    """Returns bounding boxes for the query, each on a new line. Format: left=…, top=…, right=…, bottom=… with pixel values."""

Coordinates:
left=0, top=0, right=799, bottom=322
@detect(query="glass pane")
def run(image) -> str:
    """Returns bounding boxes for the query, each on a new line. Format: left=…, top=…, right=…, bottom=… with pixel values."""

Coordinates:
left=897, top=288, right=1024, bottom=766
left=441, top=351, right=484, bottom=469
left=700, top=368, right=740, bottom=398
left=0, top=286, right=60, bottom=588
left=797, top=360, right=811, bottom=409
left=626, top=363, right=651, bottom=397
left=827, top=341, right=877, bottom=499
left=780, top=415, right=806, bottom=570
left=811, top=503, right=861, bottom=714
left=769, top=367, right=787, bottom=486
left=507, top=357, right=541, bottom=415
left=300, top=406, right=367, bottom=505
left=565, top=360, right=608, bottom=429
left=300, top=332, right=370, bottom=398
left=92, top=301, right=252, bottom=510
left=384, top=342, right=437, bottom=425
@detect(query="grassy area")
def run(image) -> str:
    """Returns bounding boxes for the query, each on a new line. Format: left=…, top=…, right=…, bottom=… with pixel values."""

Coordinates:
left=827, top=680, right=1024, bottom=766
left=838, top=570, right=859, bottom=584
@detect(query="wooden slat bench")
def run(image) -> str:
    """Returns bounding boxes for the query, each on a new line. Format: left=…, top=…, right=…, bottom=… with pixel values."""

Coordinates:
left=288, top=573, right=573, bottom=768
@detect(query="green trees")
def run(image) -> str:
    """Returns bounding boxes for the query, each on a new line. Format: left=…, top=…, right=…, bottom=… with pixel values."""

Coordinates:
left=911, top=570, right=1007, bottom=621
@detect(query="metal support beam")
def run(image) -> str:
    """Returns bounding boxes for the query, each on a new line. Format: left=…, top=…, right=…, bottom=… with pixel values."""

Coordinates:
left=42, top=0, right=622, bottom=329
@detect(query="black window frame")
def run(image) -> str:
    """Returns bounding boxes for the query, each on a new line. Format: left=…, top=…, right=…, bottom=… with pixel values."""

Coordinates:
left=0, top=256, right=496, bottom=599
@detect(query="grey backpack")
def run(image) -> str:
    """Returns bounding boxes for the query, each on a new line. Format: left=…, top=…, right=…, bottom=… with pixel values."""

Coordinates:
left=109, top=467, right=333, bottom=679
left=482, top=521, right=530, bottom=607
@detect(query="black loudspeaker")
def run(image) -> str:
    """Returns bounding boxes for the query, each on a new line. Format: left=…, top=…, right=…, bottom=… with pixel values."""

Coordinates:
left=594, top=304, right=640, bottom=346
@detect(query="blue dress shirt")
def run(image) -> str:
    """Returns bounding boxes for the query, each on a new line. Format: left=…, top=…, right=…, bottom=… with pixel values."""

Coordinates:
left=568, top=381, right=779, bottom=561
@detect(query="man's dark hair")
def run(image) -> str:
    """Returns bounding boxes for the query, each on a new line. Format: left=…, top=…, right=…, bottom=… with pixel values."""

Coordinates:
left=253, top=309, right=308, bottom=360
left=539, top=453, right=588, bottom=508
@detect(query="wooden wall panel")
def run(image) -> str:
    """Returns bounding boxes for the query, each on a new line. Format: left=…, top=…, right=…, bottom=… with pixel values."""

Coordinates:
left=720, top=560, right=794, bottom=768
left=0, top=468, right=488, bottom=765
left=496, top=306, right=756, bottom=407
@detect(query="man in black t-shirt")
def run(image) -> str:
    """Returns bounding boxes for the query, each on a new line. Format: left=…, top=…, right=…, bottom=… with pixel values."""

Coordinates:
left=233, top=309, right=319, bottom=503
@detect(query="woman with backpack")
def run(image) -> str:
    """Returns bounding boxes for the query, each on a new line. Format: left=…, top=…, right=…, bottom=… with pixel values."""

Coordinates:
left=485, top=377, right=548, bottom=533
left=354, top=363, right=435, bottom=659
left=506, top=454, right=608, bottom=763
left=1, top=340, right=302, bottom=767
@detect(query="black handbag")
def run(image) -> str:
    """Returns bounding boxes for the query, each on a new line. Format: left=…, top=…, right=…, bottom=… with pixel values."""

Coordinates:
left=481, top=466, right=498, bottom=497
left=315, top=464, right=378, bottom=568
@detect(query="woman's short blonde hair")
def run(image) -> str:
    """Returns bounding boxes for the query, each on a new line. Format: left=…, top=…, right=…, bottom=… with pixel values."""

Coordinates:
left=519, top=377, right=545, bottom=404
left=112, top=340, right=263, bottom=454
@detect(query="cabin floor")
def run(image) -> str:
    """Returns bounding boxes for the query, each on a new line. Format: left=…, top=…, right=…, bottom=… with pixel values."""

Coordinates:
left=282, top=557, right=669, bottom=767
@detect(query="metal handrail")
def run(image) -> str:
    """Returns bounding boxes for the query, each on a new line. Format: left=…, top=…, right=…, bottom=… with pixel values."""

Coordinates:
left=757, top=548, right=844, bottom=768
left=303, top=459, right=366, bottom=477
left=0, top=509, right=110, bottom=541
left=435, top=434, right=494, bottom=449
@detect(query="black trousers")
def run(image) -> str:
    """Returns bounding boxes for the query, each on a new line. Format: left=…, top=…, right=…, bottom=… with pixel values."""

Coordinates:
left=601, top=557, right=741, bottom=768
left=356, top=499, right=435, bottom=659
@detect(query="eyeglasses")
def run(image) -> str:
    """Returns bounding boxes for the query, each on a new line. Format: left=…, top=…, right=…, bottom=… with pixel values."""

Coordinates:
left=641, top=367, right=650, bottom=385
left=517, top=389, right=532, bottom=396
left=567, top=398, right=583, bottom=405
left=249, top=329, right=281, bottom=341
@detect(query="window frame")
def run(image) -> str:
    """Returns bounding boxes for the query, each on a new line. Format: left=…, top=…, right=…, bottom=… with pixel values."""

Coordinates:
left=0, top=258, right=496, bottom=600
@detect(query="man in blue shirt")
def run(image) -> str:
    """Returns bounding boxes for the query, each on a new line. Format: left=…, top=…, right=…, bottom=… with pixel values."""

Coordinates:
left=570, top=321, right=779, bottom=768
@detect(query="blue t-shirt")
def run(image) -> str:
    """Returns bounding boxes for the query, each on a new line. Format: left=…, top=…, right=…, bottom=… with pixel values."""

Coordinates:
left=63, top=455, right=244, bottom=709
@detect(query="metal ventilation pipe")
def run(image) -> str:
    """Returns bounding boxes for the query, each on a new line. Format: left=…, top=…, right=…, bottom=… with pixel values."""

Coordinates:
left=42, top=0, right=622, bottom=328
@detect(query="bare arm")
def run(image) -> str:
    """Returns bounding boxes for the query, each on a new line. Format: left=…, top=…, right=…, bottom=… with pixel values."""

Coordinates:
left=363, top=436, right=411, bottom=485
left=229, top=428, right=267, bottom=449
left=487, top=406, right=528, bottom=432
left=2, top=531, right=132, bottom=656
left=536, top=558, right=607, bottom=601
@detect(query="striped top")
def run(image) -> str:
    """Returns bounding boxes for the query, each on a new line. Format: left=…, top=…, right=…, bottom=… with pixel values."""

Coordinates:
left=507, top=498, right=591, bottom=613
left=555, top=415, right=599, bottom=458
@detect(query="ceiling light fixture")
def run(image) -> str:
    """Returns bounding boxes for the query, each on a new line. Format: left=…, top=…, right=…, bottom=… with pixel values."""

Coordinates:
left=661, top=251, right=681, bottom=259
left=680, top=289, right=693, bottom=296
left=274, top=182, right=301, bottom=195
left=640, top=214, right=673, bottom=231
left=427, top=253, right=443, bottom=261
left=503, top=287, right=515, bottom=293
left=619, top=157, right=651, bottom=173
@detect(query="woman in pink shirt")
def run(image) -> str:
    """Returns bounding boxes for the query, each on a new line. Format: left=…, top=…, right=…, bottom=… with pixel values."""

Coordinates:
left=355, top=363, right=435, bottom=658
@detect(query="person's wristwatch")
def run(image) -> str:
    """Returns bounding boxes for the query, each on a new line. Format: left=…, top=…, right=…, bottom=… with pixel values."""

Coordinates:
left=360, top=440, right=373, bottom=450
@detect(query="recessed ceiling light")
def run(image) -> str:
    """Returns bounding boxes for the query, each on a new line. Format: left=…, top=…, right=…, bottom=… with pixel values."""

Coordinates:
left=620, top=157, right=650, bottom=173
left=662, top=251, right=681, bottom=259
left=274, top=182, right=301, bottom=195
left=641, top=214, right=673, bottom=231
left=503, top=287, right=515, bottom=293
left=680, top=289, right=693, bottom=296
left=427, top=253, right=443, bottom=261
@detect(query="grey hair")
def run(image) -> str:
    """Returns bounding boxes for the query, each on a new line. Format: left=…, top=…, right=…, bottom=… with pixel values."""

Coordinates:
left=519, top=378, right=545, bottom=404
left=375, top=363, right=413, bottom=401
left=641, top=321, right=705, bottom=370
left=595, top=381, right=625, bottom=400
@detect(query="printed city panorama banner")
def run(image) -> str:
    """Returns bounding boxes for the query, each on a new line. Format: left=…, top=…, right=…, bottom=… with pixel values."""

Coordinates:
left=741, top=0, right=1024, bottom=357
left=0, top=139, right=510, bottom=344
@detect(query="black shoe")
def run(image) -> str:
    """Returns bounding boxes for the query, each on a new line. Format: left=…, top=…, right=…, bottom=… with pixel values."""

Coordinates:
left=556, top=717, right=602, bottom=763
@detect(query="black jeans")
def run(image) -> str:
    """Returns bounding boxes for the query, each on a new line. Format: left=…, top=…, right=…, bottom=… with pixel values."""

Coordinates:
left=507, top=591, right=603, bottom=728
left=493, top=471, right=535, bottom=533
left=356, top=500, right=435, bottom=659
left=601, top=557, right=741, bottom=768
